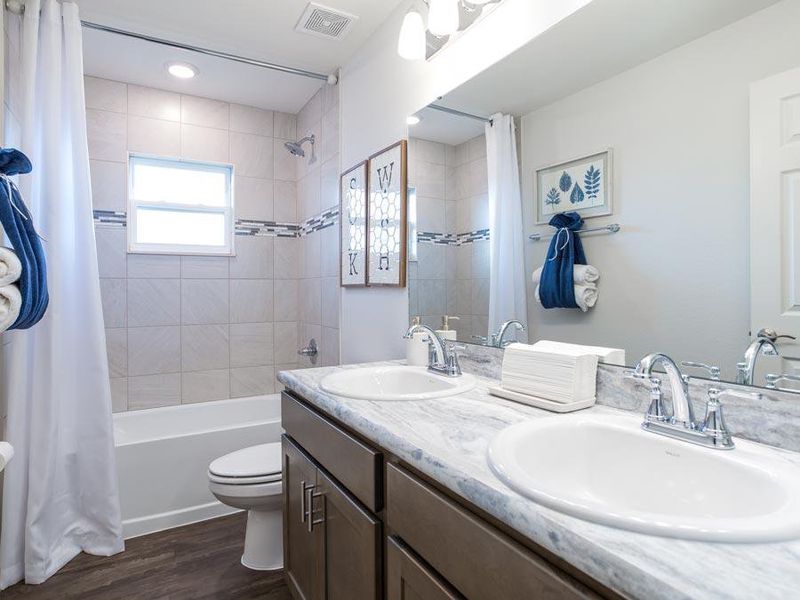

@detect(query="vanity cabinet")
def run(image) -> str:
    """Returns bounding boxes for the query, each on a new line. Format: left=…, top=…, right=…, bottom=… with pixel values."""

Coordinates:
left=282, top=434, right=382, bottom=600
left=281, top=391, right=616, bottom=600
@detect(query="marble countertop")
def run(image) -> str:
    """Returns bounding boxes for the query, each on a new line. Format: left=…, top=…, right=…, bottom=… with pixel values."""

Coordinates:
left=278, top=362, right=800, bottom=600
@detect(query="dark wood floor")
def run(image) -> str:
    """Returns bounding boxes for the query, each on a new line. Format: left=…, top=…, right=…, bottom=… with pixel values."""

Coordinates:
left=3, top=513, right=292, bottom=600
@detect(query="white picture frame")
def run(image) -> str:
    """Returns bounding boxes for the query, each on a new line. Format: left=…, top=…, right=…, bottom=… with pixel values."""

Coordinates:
left=535, top=149, right=613, bottom=224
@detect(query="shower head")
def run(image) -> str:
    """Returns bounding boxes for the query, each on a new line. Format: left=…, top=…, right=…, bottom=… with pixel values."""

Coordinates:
left=284, top=135, right=316, bottom=159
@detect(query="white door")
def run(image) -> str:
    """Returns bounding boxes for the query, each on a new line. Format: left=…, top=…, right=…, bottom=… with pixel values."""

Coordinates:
left=750, top=67, right=800, bottom=376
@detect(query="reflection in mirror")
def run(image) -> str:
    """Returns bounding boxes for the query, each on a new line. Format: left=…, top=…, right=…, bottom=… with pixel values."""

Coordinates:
left=406, top=105, right=524, bottom=346
left=406, top=0, right=800, bottom=393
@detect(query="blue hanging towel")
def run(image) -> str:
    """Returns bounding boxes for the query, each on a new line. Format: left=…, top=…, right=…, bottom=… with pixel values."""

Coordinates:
left=538, top=212, right=587, bottom=309
left=0, top=148, right=49, bottom=329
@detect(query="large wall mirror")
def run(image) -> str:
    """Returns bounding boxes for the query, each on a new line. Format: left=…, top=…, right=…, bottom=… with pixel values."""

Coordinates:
left=406, top=0, right=800, bottom=393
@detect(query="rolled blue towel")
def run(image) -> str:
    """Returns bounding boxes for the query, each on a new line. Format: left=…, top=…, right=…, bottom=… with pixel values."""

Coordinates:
left=0, top=148, right=48, bottom=329
left=538, top=212, right=587, bottom=309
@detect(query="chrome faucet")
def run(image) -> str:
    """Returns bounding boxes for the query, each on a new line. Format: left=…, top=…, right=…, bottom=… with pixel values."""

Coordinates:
left=403, top=324, right=462, bottom=377
left=630, top=352, right=762, bottom=450
left=737, top=328, right=795, bottom=385
left=634, top=353, right=694, bottom=428
left=493, top=320, right=526, bottom=348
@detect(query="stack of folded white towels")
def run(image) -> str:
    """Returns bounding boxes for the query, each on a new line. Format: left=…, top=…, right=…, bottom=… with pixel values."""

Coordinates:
left=500, top=342, right=599, bottom=406
left=532, top=265, right=599, bottom=312
left=0, top=247, right=22, bottom=333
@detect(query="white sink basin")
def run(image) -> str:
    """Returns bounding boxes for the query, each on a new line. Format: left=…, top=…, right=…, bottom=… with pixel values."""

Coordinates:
left=320, top=366, right=476, bottom=401
left=488, top=411, right=800, bottom=542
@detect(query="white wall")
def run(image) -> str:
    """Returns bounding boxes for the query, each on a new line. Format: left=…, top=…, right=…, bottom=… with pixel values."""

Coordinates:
left=339, top=0, right=591, bottom=363
left=520, top=0, right=800, bottom=379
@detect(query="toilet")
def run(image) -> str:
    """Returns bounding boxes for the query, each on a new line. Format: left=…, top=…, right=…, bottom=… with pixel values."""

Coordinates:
left=208, top=442, right=283, bottom=571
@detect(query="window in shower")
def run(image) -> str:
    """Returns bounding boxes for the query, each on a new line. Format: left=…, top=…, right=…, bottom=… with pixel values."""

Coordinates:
left=127, top=154, right=234, bottom=255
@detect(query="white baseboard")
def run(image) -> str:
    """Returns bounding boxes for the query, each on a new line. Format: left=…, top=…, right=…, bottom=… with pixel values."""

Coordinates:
left=122, top=500, right=243, bottom=540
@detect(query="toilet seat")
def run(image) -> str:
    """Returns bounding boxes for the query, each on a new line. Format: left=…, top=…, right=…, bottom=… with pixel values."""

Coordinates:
left=208, top=442, right=282, bottom=486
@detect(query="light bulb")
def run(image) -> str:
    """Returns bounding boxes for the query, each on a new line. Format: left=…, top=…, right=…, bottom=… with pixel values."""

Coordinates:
left=397, top=10, right=426, bottom=60
left=428, top=0, right=460, bottom=36
left=166, top=62, right=197, bottom=79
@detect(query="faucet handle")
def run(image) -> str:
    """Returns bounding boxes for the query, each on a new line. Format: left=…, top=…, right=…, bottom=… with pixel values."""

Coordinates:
left=702, top=387, right=762, bottom=449
left=680, top=361, right=721, bottom=381
left=644, top=377, right=668, bottom=424
left=757, top=328, right=796, bottom=342
left=764, top=373, right=800, bottom=390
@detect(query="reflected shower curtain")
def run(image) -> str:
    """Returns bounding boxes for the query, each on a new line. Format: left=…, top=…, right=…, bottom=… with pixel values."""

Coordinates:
left=486, top=114, right=528, bottom=339
left=0, top=0, right=124, bottom=587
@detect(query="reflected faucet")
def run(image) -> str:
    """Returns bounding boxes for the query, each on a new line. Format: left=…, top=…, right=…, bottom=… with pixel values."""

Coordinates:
left=493, top=320, right=526, bottom=348
left=737, top=328, right=795, bottom=385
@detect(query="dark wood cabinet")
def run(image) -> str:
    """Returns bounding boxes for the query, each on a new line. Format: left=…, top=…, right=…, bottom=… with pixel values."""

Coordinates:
left=282, top=431, right=382, bottom=600
left=316, top=467, right=381, bottom=599
left=386, top=537, right=462, bottom=600
left=283, top=436, right=322, bottom=600
left=282, top=391, right=617, bottom=600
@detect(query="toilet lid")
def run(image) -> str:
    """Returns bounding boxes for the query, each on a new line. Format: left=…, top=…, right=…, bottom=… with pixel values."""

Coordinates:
left=209, top=442, right=282, bottom=479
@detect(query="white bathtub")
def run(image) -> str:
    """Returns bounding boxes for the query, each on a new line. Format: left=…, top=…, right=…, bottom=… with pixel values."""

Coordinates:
left=114, top=394, right=281, bottom=539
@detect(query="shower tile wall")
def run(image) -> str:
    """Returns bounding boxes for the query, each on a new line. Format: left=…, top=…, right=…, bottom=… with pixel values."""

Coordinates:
left=85, top=76, right=327, bottom=412
left=295, top=85, right=340, bottom=368
left=408, top=135, right=489, bottom=340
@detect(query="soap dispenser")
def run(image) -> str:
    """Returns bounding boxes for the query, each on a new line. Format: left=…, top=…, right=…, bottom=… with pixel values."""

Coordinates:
left=406, top=316, right=429, bottom=367
left=436, top=315, right=459, bottom=341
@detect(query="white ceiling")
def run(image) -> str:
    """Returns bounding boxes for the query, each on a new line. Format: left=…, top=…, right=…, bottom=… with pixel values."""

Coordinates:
left=77, top=0, right=404, bottom=113
left=436, top=0, right=781, bottom=120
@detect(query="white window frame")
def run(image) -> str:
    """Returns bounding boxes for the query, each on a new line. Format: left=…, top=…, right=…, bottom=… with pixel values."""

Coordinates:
left=127, top=153, right=235, bottom=256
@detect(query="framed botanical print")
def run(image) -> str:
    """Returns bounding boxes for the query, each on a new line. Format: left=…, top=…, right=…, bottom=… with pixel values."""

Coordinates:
left=535, top=149, right=613, bottom=224
left=339, top=161, right=369, bottom=286
left=367, top=140, right=407, bottom=287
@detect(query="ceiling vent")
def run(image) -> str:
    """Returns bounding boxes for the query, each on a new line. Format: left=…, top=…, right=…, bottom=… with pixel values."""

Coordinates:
left=295, top=3, right=358, bottom=40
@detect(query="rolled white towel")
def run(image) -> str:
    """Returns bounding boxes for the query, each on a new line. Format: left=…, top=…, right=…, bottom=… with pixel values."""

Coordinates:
left=575, top=284, right=598, bottom=313
left=0, top=441, right=13, bottom=472
left=0, top=284, right=22, bottom=332
left=0, top=247, right=22, bottom=287
left=532, top=264, right=600, bottom=287
left=534, top=283, right=598, bottom=312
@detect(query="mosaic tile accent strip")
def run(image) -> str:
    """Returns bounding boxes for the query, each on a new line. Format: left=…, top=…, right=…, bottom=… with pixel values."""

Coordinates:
left=301, top=206, right=339, bottom=236
left=418, top=229, right=490, bottom=246
left=93, top=207, right=341, bottom=238
left=93, top=210, right=127, bottom=228
left=235, top=219, right=300, bottom=237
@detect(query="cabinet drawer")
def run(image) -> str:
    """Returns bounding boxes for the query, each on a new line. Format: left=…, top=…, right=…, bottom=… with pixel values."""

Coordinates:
left=386, top=463, right=596, bottom=600
left=387, top=536, right=462, bottom=600
left=282, top=392, right=382, bottom=512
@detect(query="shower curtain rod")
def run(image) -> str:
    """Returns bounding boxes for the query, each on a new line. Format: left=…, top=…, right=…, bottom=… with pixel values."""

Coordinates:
left=80, top=21, right=337, bottom=84
left=2, top=2, right=337, bottom=84
left=427, top=103, right=492, bottom=124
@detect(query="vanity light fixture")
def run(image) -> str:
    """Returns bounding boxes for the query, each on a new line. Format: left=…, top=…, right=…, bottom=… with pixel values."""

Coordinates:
left=398, top=10, right=427, bottom=60
left=428, top=0, right=460, bottom=36
left=166, top=61, right=198, bottom=79
left=397, top=0, right=504, bottom=61
left=406, top=115, right=421, bottom=125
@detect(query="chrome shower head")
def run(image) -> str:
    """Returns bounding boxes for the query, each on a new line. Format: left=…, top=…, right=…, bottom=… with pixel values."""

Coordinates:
left=284, top=135, right=315, bottom=159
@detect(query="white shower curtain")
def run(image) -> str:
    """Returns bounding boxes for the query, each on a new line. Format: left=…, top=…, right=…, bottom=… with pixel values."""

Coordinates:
left=486, top=114, right=528, bottom=339
left=0, top=0, right=124, bottom=588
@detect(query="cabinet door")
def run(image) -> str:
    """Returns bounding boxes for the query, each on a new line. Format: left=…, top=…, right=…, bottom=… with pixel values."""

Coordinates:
left=387, top=537, right=462, bottom=600
left=315, top=466, right=382, bottom=599
left=283, top=435, right=322, bottom=600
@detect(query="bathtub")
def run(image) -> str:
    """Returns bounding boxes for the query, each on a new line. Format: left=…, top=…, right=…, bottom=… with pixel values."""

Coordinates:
left=114, top=394, right=281, bottom=539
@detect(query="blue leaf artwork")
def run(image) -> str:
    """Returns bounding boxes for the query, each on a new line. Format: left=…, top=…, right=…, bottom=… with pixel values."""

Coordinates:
left=570, top=183, right=585, bottom=204
left=584, top=165, right=601, bottom=199
left=545, top=187, right=561, bottom=206
left=559, top=171, right=572, bottom=193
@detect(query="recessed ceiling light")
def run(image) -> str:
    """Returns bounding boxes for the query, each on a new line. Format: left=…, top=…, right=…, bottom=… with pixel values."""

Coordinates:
left=166, top=62, right=197, bottom=79
left=406, top=115, right=421, bottom=125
